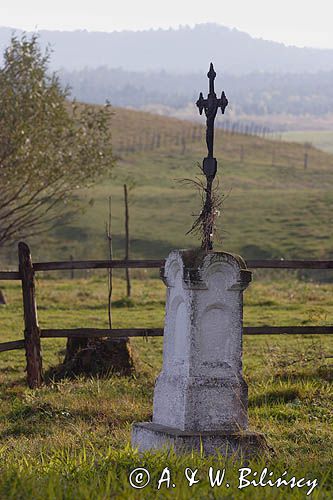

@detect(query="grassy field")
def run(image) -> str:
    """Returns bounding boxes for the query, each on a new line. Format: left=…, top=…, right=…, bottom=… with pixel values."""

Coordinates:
left=2, top=106, right=333, bottom=266
left=0, top=274, right=332, bottom=498
left=280, top=131, right=333, bottom=154
left=0, top=106, right=332, bottom=497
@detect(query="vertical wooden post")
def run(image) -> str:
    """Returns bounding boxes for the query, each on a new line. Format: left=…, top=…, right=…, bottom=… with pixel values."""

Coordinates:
left=240, top=145, right=244, bottom=163
left=124, top=184, right=131, bottom=298
left=18, top=242, right=43, bottom=388
left=181, top=136, right=186, bottom=155
left=304, top=152, right=308, bottom=170
left=70, top=254, right=74, bottom=279
left=106, top=196, right=113, bottom=328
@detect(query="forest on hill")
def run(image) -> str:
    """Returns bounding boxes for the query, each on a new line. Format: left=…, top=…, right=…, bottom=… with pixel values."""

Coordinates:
left=59, top=67, right=333, bottom=119
left=2, top=24, right=333, bottom=130
left=1, top=23, right=333, bottom=74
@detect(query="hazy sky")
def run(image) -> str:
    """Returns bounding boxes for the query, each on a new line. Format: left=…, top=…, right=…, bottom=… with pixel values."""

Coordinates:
left=1, top=0, right=333, bottom=49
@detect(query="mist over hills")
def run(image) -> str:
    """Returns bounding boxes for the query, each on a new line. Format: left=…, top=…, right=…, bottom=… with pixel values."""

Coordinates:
left=59, top=67, right=333, bottom=121
left=1, top=23, right=333, bottom=131
left=1, top=23, right=333, bottom=74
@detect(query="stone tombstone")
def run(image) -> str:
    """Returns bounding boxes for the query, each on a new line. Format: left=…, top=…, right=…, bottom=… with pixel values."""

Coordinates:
left=132, top=249, right=266, bottom=456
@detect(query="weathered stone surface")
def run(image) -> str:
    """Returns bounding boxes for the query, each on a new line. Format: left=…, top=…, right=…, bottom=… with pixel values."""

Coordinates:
left=132, top=422, right=267, bottom=457
left=132, top=249, right=267, bottom=456
left=154, top=250, right=251, bottom=432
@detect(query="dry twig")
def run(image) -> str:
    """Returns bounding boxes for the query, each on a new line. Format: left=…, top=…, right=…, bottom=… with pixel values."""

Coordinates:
left=181, top=164, right=224, bottom=251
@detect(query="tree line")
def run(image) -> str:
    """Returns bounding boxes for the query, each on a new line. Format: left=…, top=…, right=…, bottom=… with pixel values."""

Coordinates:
left=59, top=66, right=333, bottom=118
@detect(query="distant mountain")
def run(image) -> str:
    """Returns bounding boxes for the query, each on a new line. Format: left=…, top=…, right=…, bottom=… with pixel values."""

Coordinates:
left=1, top=23, right=333, bottom=74
left=58, top=67, right=333, bottom=120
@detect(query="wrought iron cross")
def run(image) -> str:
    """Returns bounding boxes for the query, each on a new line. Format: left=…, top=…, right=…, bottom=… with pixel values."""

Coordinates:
left=195, top=63, right=228, bottom=252
left=196, top=62, right=228, bottom=179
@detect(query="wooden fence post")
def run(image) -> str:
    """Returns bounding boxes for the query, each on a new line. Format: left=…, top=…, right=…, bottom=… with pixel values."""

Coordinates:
left=18, top=242, right=43, bottom=388
left=124, top=184, right=131, bottom=298
left=240, top=145, right=244, bottom=163
left=70, top=254, right=74, bottom=279
left=304, top=152, right=308, bottom=170
left=106, top=196, right=113, bottom=328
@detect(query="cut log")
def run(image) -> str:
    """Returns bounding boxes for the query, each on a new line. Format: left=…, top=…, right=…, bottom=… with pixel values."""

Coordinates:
left=52, top=337, right=134, bottom=380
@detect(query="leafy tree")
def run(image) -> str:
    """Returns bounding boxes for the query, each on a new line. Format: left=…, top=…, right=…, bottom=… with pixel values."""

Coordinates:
left=0, top=35, right=133, bottom=376
left=0, top=34, right=114, bottom=246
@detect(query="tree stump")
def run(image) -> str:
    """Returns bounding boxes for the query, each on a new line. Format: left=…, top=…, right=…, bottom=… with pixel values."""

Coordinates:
left=56, top=337, right=134, bottom=379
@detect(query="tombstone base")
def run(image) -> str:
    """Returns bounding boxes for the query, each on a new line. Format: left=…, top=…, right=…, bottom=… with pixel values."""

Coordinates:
left=132, top=422, right=268, bottom=458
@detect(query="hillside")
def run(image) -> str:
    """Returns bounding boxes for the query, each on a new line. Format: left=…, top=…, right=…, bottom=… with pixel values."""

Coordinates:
left=1, top=104, right=332, bottom=267
left=281, top=130, right=333, bottom=154
left=2, top=24, right=333, bottom=74
left=2, top=25, right=333, bottom=132
left=59, top=67, right=333, bottom=126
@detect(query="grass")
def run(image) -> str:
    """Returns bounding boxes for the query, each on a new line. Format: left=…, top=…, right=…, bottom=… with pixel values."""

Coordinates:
left=0, top=274, right=332, bottom=498
left=0, top=106, right=332, bottom=496
left=23, top=137, right=333, bottom=265
left=2, top=106, right=333, bottom=265
left=280, top=130, right=333, bottom=154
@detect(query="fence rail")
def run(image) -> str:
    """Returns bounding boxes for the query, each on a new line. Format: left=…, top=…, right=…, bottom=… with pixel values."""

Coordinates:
left=0, top=271, right=21, bottom=280
left=40, top=326, right=333, bottom=339
left=2, top=259, right=333, bottom=277
left=33, top=259, right=163, bottom=271
left=0, top=243, right=332, bottom=388
left=248, top=259, right=333, bottom=269
left=0, top=340, right=25, bottom=352
left=41, top=328, right=164, bottom=339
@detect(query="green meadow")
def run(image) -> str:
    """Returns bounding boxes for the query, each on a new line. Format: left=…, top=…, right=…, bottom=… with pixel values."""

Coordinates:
left=0, top=108, right=332, bottom=498
left=281, top=130, right=333, bottom=154
left=0, top=275, right=332, bottom=498
left=2, top=107, right=333, bottom=265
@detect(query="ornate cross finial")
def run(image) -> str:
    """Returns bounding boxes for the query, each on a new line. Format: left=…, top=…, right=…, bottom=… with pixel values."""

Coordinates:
left=207, top=62, right=216, bottom=95
left=194, top=63, right=228, bottom=252
left=196, top=62, right=228, bottom=174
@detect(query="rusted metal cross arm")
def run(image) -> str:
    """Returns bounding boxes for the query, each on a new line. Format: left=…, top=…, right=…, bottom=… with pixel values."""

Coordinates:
left=196, top=94, right=228, bottom=115
left=196, top=62, right=228, bottom=165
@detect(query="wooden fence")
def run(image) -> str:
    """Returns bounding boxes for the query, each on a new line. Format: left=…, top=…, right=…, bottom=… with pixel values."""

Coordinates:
left=1, top=241, right=332, bottom=388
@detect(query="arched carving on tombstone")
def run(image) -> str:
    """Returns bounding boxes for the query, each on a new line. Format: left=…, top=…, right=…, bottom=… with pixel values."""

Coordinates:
left=199, top=303, right=233, bottom=370
left=167, top=295, right=189, bottom=367
left=162, top=251, right=183, bottom=287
